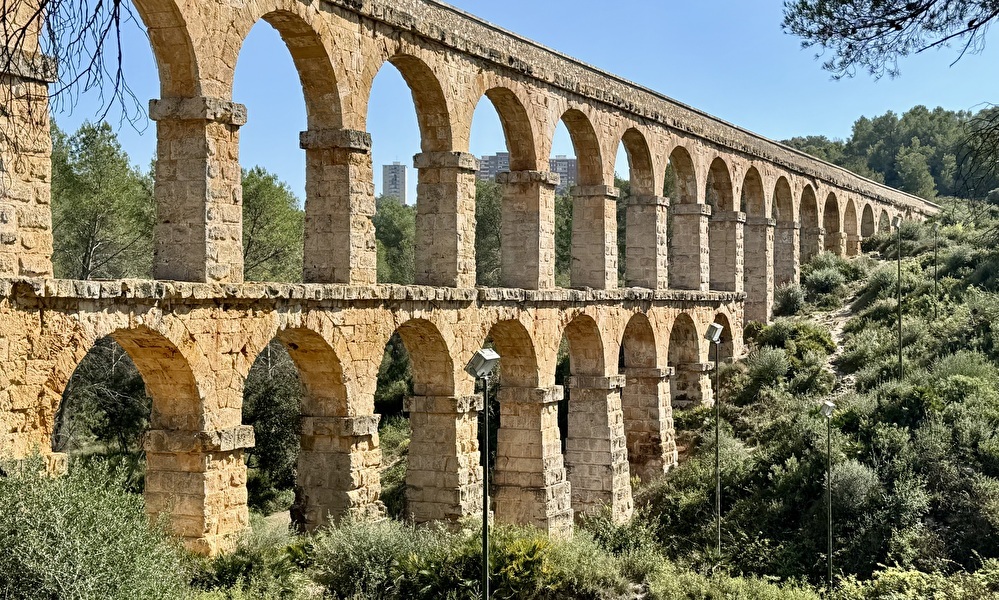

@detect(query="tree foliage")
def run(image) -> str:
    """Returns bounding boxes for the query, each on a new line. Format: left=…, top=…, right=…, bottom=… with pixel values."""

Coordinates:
left=242, top=166, right=304, bottom=283
left=51, top=121, right=154, bottom=280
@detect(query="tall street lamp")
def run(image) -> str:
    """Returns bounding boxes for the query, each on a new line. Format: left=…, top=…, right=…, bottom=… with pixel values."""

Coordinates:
left=893, top=215, right=903, bottom=380
left=465, top=348, right=501, bottom=600
left=704, top=322, right=724, bottom=559
left=934, top=222, right=939, bottom=321
left=820, top=399, right=836, bottom=589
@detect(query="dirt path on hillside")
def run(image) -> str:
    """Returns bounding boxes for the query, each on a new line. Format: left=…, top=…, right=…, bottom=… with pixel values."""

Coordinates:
left=813, top=287, right=861, bottom=396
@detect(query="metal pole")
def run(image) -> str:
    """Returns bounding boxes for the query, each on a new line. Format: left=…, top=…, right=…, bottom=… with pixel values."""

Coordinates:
left=827, top=415, right=833, bottom=589
left=714, top=341, right=721, bottom=559
left=934, top=224, right=939, bottom=322
left=897, top=224, right=903, bottom=380
left=481, top=374, right=490, bottom=600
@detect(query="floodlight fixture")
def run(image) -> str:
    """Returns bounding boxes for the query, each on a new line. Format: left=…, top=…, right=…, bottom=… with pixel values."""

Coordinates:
left=892, top=215, right=903, bottom=229
left=820, top=400, right=835, bottom=419
left=465, top=348, right=500, bottom=379
left=704, top=323, right=723, bottom=345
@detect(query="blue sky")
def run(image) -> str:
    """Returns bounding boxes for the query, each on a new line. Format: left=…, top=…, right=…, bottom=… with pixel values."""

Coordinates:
left=55, top=1, right=999, bottom=204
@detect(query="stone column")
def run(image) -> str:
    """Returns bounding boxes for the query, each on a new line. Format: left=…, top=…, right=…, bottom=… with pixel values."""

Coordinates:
left=300, top=129, right=377, bottom=285
left=825, top=231, right=848, bottom=256
left=709, top=210, right=745, bottom=293
left=846, top=234, right=862, bottom=257
left=570, top=185, right=619, bottom=290
left=496, top=170, right=559, bottom=290
left=150, top=97, right=246, bottom=283
left=744, top=216, right=775, bottom=323
left=413, top=152, right=479, bottom=288
left=144, top=425, right=255, bottom=555
left=671, top=362, right=713, bottom=409
left=800, top=226, right=825, bottom=264
left=0, top=48, right=57, bottom=277
left=404, top=394, right=483, bottom=522
left=295, top=415, right=383, bottom=530
left=622, top=367, right=677, bottom=481
left=564, top=375, right=633, bottom=523
left=669, top=204, right=710, bottom=291
left=775, top=221, right=800, bottom=286
left=624, top=195, right=669, bottom=289
left=493, top=386, right=573, bottom=537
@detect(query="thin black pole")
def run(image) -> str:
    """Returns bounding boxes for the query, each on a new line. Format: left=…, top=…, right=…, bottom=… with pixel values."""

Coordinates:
left=934, top=224, right=939, bottom=322
left=714, top=341, right=721, bottom=559
left=481, top=374, right=490, bottom=600
left=897, top=223, right=903, bottom=380
left=827, top=415, right=833, bottom=589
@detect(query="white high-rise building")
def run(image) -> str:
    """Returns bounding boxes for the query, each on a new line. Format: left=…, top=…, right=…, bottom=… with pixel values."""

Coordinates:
left=382, top=162, right=408, bottom=205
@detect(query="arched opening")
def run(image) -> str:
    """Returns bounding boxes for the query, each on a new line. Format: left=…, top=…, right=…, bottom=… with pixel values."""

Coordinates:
left=558, top=314, right=632, bottom=520
left=665, top=146, right=703, bottom=290
left=620, top=313, right=672, bottom=481
left=773, top=177, right=797, bottom=286
left=554, top=109, right=612, bottom=290
left=469, top=87, right=537, bottom=288
left=367, top=54, right=455, bottom=286
left=707, top=158, right=739, bottom=292
left=823, top=193, right=843, bottom=256
left=844, top=199, right=860, bottom=256
left=667, top=313, right=704, bottom=409
left=861, top=204, right=876, bottom=238
left=617, top=128, right=661, bottom=289
left=708, top=313, right=735, bottom=404
left=741, top=167, right=770, bottom=322
left=799, top=185, right=821, bottom=264
left=233, top=12, right=330, bottom=282
left=51, top=326, right=213, bottom=550
left=879, top=209, right=891, bottom=233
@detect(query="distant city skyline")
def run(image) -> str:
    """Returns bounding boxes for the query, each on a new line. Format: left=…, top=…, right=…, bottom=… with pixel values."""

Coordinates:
left=382, top=162, right=408, bottom=205
left=52, top=1, right=999, bottom=205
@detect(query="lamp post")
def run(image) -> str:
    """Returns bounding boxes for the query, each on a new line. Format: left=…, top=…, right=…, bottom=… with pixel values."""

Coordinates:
left=704, top=322, right=724, bottom=559
left=892, top=215, right=903, bottom=380
left=465, top=348, right=501, bottom=600
left=933, top=222, right=939, bottom=321
left=820, top=400, right=836, bottom=589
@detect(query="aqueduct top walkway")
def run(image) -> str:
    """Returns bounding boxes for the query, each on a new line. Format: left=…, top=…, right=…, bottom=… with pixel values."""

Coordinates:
left=0, top=0, right=937, bottom=553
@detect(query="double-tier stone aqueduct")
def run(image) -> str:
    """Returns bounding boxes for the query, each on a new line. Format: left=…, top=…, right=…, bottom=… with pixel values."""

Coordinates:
left=1, top=0, right=937, bottom=553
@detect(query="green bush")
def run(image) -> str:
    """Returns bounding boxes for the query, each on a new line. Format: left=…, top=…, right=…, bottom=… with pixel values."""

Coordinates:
left=0, top=458, right=187, bottom=600
left=803, top=266, right=846, bottom=300
left=773, top=283, right=806, bottom=316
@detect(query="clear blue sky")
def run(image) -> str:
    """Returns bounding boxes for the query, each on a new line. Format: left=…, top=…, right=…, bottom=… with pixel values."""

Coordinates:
left=55, top=0, right=999, bottom=204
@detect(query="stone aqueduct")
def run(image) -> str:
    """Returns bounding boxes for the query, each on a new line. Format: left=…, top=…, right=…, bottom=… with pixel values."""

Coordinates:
left=0, top=0, right=937, bottom=552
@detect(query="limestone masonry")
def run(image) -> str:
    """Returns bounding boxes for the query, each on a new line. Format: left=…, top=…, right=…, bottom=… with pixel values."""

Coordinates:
left=0, top=0, right=937, bottom=554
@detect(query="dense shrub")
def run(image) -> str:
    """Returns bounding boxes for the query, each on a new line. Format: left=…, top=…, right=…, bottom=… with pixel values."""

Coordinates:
left=773, top=282, right=806, bottom=316
left=0, top=458, right=187, bottom=600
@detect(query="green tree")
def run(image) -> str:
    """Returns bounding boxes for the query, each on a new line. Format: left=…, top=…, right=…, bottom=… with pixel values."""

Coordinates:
left=373, top=196, right=416, bottom=284
left=50, top=121, right=154, bottom=280
left=896, top=139, right=938, bottom=199
left=554, top=192, right=573, bottom=287
left=242, top=167, right=304, bottom=282
left=475, top=179, right=502, bottom=287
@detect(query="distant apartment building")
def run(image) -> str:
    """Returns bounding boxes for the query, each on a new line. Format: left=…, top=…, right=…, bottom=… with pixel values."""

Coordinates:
left=382, top=162, right=408, bottom=205
left=476, top=151, right=577, bottom=194
left=549, top=155, right=577, bottom=194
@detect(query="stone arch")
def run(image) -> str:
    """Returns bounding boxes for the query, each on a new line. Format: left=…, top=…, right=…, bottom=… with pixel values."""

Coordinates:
left=479, top=87, right=538, bottom=172
left=487, top=319, right=540, bottom=389
left=131, top=0, right=200, bottom=97
left=879, top=208, right=891, bottom=232
left=799, top=184, right=821, bottom=263
left=823, top=193, right=843, bottom=255
left=742, top=167, right=770, bottom=322
left=707, top=157, right=739, bottom=292
left=844, top=199, right=860, bottom=256
left=710, top=313, right=735, bottom=366
left=559, top=108, right=604, bottom=187
left=561, top=313, right=632, bottom=520
left=773, top=176, right=797, bottom=286
left=393, top=318, right=455, bottom=396
left=668, top=313, right=704, bottom=408
left=231, top=9, right=343, bottom=129
left=667, top=146, right=698, bottom=205
left=364, top=53, right=453, bottom=153
left=266, top=327, right=348, bottom=417
left=706, top=157, right=735, bottom=212
left=619, top=128, right=656, bottom=196
left=621, top=313, right=672, bottom=481
left=862, top=204, right=876, bottom=237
